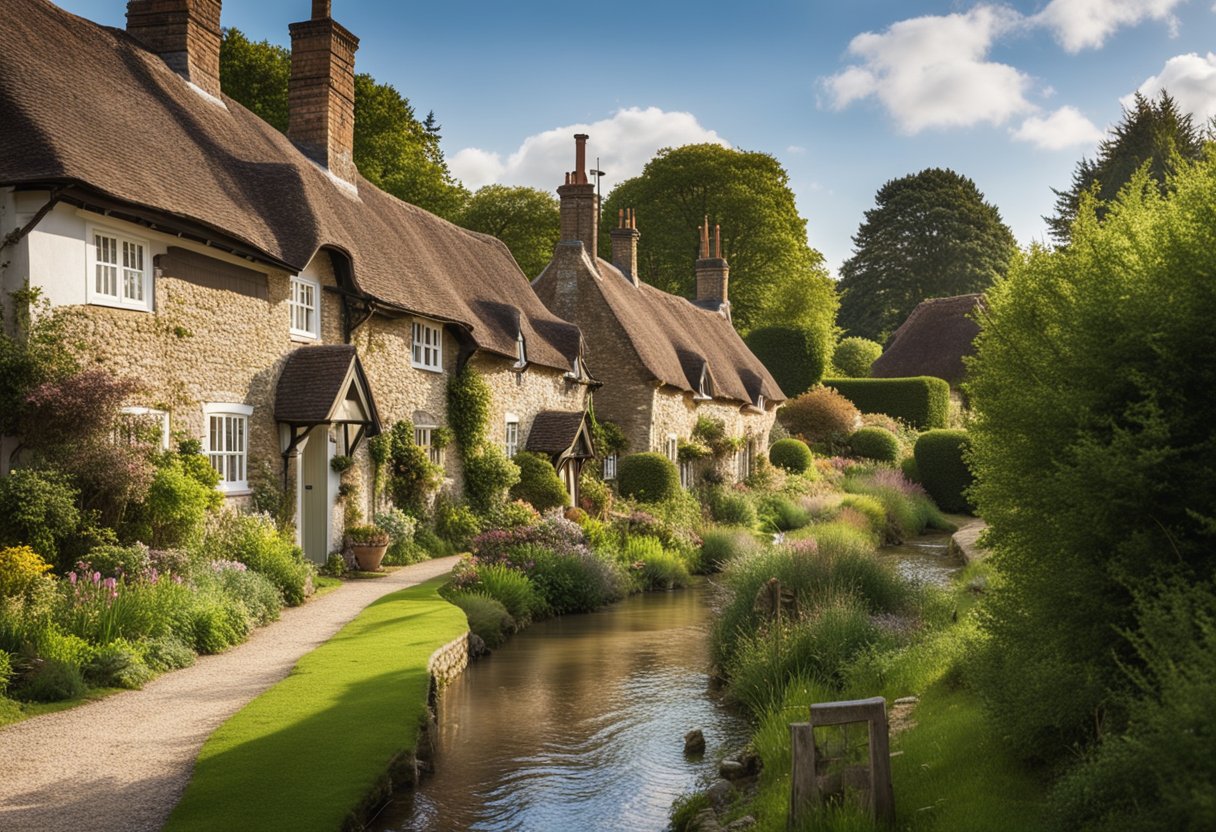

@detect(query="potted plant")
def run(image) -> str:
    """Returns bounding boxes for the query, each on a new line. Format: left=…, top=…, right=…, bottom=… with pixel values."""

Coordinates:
left=346, top=523, right=390, bottom=572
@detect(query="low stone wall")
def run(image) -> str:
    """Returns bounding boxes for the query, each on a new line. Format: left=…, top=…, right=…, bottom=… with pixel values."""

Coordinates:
left=427, top=631, right=470, bottom=687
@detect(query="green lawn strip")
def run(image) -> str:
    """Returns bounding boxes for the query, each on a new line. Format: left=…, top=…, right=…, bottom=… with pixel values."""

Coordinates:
left=165, top=576, right=467, bottom=832
left=0, top=687, right=124, bottom=729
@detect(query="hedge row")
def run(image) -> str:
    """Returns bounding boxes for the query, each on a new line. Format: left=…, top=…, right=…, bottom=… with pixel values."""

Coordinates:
left=914, top=429, right=973, bottom=513
left=822, top=376, right=950, bottom=430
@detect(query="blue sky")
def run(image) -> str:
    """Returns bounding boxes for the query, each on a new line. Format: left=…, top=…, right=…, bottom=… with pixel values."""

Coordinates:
left=56, top=1, right=1216, bottom=273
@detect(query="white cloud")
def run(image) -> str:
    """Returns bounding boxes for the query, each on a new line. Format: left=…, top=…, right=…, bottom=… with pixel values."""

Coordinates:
left=1011, top=106, right=1105, bottom=149
left=1034, top=0, right=1187, bottom=52
left=786, top=145, right=807, bottom=154
left=1124, top=52, right=1216, bottom=123
left=448, top=107, right=727, bottom=192
left=821, top=6, right=1035, bottom=133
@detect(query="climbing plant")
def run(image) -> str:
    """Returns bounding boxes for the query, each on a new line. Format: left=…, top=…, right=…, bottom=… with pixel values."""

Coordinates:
left=447, top=366, right=519, bottom=512
left=386, top=420, right=442, bottom=517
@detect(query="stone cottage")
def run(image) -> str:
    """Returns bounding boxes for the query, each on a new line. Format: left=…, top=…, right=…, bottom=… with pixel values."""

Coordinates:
left=0, top=0, right=596, bottom=562
left=533, top=135, right=784, bottom=487
left=871, top=294, right=984, bottom=388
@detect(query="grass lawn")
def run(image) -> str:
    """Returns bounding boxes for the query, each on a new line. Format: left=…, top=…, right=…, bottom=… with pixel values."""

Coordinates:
left=164, top=576, right=468, bottom=832
left=0, top=687, right=124, bottom=728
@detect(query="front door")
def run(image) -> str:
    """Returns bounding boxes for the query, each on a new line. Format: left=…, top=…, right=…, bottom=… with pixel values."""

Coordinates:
left=299, top=426, right=333, bottom=564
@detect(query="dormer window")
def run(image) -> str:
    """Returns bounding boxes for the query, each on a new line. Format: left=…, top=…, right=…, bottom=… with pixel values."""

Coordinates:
left=757, top=395, right=766, bottom=412
left=515, top=332, right=527, bottom=369
left=411, top=320, right=443, bottom=372
left=290, top=275, right=320, bottom=339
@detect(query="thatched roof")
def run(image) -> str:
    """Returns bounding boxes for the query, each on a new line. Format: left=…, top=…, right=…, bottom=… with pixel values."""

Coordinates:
left=0, top=0, right=582, bottom=372
left=872, top=294, right=984, bottom=385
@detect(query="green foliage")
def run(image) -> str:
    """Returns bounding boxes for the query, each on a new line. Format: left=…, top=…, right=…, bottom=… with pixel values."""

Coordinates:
left=462, top=445, right=521, bottom=513
left=143, top=635, right=195, bottom=672
left=128, top=447, right=222, bottom=548
left=837, top=167, right=1016, bottom=341
left=745, top=325, right=831, bottom=397
left=0, top=648, right=11, bottom=695
left=705, top=488, right=758, bottom=528
left=900, top=454, right=920, bottom=483
left=84, top=639, right=153, bottom=689
left=824, top=376, right=950, bottom=430
left=200, top=514, right=311, bottom=606
left=457, top=185, right=560, bottom=278
left=375, top=508, right=421, bottom=565
left=433, top=498, right=481, bottom=552
left=508, top=451, right=570, bottom=512
left=0, top=287, right=81, bottom=438
left=0, top=546, right=52, bottom=599
left=848, top=426, right=901, bottom=462
left=15, top=657, right=84, bottom=703
left=617, top=452, right=681, bottom=503
left=385, top=420, right=442, bottom=515
left=1048, top=91, right=1205, bottom=245
left=914, top=429, right=974, bottom=513
left=218, top=29, right=289, bottom=130
left=577, top=473, right=613, bottom=519
left=626, top=536, right=690, bottom=590
left=344, top=524, right=388, bottom=545
left=698, top=528, right=760, bottom=571
left=777, top=385, right=860, bottom=445
left=447, top=366, right=491, bottom=451
left=768, top=438, right=812, bottom=473
left=600, top=143, right=838, bottom=337
left=757, top=494, right=812, bottom=532
left=0, top=468, right=80, bottom=563
left=85, top=543, right=150, bottom=580
left=446, top=590, right=514, bottom=648
left=470, top=563, right=541, bottom=626
left=967, top=154, right=1216, bottom=762
left=414, top=526, right=455, bottom=558
left=842, top=469, right=951, bottom=543
left=838, top=493, right=888, bottom=538
left=832, top=337, right=883, bottom=378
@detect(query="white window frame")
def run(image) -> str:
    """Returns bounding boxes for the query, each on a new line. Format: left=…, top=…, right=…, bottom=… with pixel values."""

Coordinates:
left=289, top=275, right=320, bottom=340
left=414, top=424, right=444, bottom=466
left=602, top=453, right=617, bottom=481
left=505, top=414, right=520, bottom=459
left=695, top=365, right=712, bottom=401
left=87, top=224, right=153, bottom=311
left=666, top=434, right=678, bottom=463
left=203, top=403, right=252, bottom=494
left=411, top=319, right=443, bottom=372
left=680, top=459, right=694, bottom=489
left=119, top=406, right=170, bottom=451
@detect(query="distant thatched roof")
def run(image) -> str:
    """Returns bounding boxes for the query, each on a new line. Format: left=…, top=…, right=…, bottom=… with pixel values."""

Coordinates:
left=871, top=294, right=984, bottom=385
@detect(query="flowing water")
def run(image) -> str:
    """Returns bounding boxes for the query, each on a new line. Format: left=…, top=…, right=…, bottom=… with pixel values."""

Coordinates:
left=373, top=532, right=963, bottom=832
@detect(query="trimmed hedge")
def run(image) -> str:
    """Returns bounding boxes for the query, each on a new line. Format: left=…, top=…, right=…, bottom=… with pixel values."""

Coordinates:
left=914, top=429, right=973, bottom=513
left=508, top=451, right=570, bottom=512
left=824, top=376, right=950, bottom=430
left=849, top=427, right=901, bottom=462
left=617, top=453, right=681, bottom=503
left=769, top=438, right=813, bottom=473
left=745, top=326, right=830, bottom=398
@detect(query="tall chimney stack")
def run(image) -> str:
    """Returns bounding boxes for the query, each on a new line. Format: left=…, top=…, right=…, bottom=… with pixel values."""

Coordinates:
left=695, top=218, right=730, bottom=319
left=610, top=208, right=640, bottom=286
left=557, top=134, right=598, bottom=256
left=126, top=0, right=223, bottom=99
left=288, top=1, right=360, bottom=185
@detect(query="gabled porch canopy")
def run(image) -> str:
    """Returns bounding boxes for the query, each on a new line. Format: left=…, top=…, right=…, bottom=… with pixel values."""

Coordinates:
left=275, top=345, right=381, bottom=457
left=525, top=410, right=595, bottom=464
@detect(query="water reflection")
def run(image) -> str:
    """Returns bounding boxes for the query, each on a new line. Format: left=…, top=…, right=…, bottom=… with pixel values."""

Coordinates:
left=374, top=582, right=749, bottom=832
left=877, top=530, right=962, bottom=587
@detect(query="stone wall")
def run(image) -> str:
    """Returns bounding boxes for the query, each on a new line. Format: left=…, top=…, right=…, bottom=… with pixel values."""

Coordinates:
left=426, top=631, right=471, bottom=687
left=474, top=352, right=593, bottom=459
left=649, top=387, right=778, bottom=483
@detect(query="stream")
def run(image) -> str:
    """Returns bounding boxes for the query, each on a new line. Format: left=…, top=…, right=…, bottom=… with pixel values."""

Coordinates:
left=372, top=532, right=962, bottom=832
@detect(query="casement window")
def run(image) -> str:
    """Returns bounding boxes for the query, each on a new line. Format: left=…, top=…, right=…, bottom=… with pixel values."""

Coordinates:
left=414, top=424, right=444, bottom=466
left=411, top=320, right=443, bottom=372
left=118, top=406, right=170, bottom=451
left=204, top=403, right=252, bottom=493
left=88, top=226, right=152, bottom=310
left=289, top=275, right=320, bottom=339
left=504, top=414, right=519, bottom=459
left=666, top=434, right=678, bottom=463
left=736, top=442, right=753, bottom=482
left=602, top=453, right=617, bottom=481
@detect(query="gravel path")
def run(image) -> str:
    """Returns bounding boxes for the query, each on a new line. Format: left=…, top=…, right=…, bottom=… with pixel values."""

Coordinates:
left=0, top=556, right=460, bottom=832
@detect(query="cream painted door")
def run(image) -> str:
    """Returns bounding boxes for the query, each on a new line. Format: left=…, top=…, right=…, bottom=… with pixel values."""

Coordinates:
left=300, top=426, right=331, bottom=564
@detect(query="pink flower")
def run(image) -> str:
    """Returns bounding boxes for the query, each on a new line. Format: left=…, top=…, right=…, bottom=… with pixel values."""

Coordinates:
left=68, top=572, right=77, bottom=586
left=92, top=571, right=101, bottom=584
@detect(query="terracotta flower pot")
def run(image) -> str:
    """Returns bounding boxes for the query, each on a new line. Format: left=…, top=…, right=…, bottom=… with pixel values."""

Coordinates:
left=350, top=543, right=387, bottom=572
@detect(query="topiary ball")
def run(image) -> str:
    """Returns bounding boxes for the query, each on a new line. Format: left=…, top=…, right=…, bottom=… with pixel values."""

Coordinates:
left=617, top=452, right=681, bottom=503
left=508, top=451, right=570, bottom=513
left=768, top=438, right=814, bottom=474
left=849, top=426, right=901, bottom=462
left=914, top=429, right=973, bottom=513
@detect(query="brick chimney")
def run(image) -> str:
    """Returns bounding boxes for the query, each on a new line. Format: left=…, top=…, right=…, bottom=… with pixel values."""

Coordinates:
left=610, top=208, right=639, bottom=286
left=126, top=0, right=223, bottom=99
left=695, top=218, right=730, bottom=319
left=557, top=134, right=598, bottom=257
left=288, top=1, right=360, bottom=185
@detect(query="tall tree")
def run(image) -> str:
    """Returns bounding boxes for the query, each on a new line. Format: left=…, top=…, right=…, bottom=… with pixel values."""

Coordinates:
left=1047, top=91, right=1204, bottom=245
left=836, top=168, right=1015, bottom=342
left=457, top=186, right=559, bottom=278
left=600, top=144, right=838, bottom=347
left=218, top=29, right=466, bottom=220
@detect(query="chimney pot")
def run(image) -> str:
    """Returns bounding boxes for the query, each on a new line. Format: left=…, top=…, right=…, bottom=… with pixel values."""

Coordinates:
left=312, top=0, right=331, bottom=18
left=611, top=207, right=640, bottom=285
left=126, top=0, right=223, bottom=99
left=696, top=220, right=730, bottom=319
left=557, top=134, right=599, bottom=255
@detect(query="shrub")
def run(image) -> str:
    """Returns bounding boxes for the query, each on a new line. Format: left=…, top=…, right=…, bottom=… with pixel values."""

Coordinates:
left=485, top=499, right=542, bottom=530
left=128, top=450, right=221, bottom=548
left=446, top=590, right=515, bottom=648
left=508, top=451, right=570, bottom=512
left=16, top=657, right=85, bottom=702
left=848, top=426, right=901, bottom=462
left=745, top=325, right=831, bottom=397
left=577, top=473, right=613, bottom=519
left=900, top=455, right=920, bottom=483
left=375, top=507, right=421, bottom=565
left=85, top=543, right=151, bottom=581
left=462, top=445, right=520, bottom=513
left=838, top=493, right=888, bottom=537
left=0, top=545, right=53, bottom=599
left=626, top=536, right=690, bottom=590
left=84, top=639, right=153, bottom=689
left=757, top=494, right=812, bottom=532
left=433, top=498, right=481, bottom=552
left=0, top=648, right=11, bottom=694
left=705, top=488, right=758, bottom=528
left=143, top=634, right=195, bottom=672
left=188, top=591, right=251, bottom=654
left=914, top=429, right=973, bottom=513
left=769, top=438, right=813, bottom=473
left=778, top=386, right=860, bottom=445
left=0, top=468, right=81, bottom=563
left=205, top=562, right=282, bottom=627
left=844, top=468, right=950, bottom=541
left=504, top=543, right=624, bottom=615
left=832, top=337, right=882, bottom=378
left=200, top=513, right=311, bottom=605
left=414, top=526, right=454, bottom=558
left=472, top=563, right=542, bottom=626
left=617, top=453, right=681, bottom=503
left=699, top=528, right=760, bottom=571
left=385, top=421, right=443, bottom=516
left=823, top=377, right=950, bottom=430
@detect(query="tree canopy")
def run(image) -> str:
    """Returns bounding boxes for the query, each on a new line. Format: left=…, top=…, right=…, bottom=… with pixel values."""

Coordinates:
left=836, top=168, right=1015, bottom=342
left=218, top=28, right=466, bottom=220
left=1047, top=91, right=1205, bottom=245
left=599, top=144, right=838, bottom=343
left=456, top=185, right=560, bottom=278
